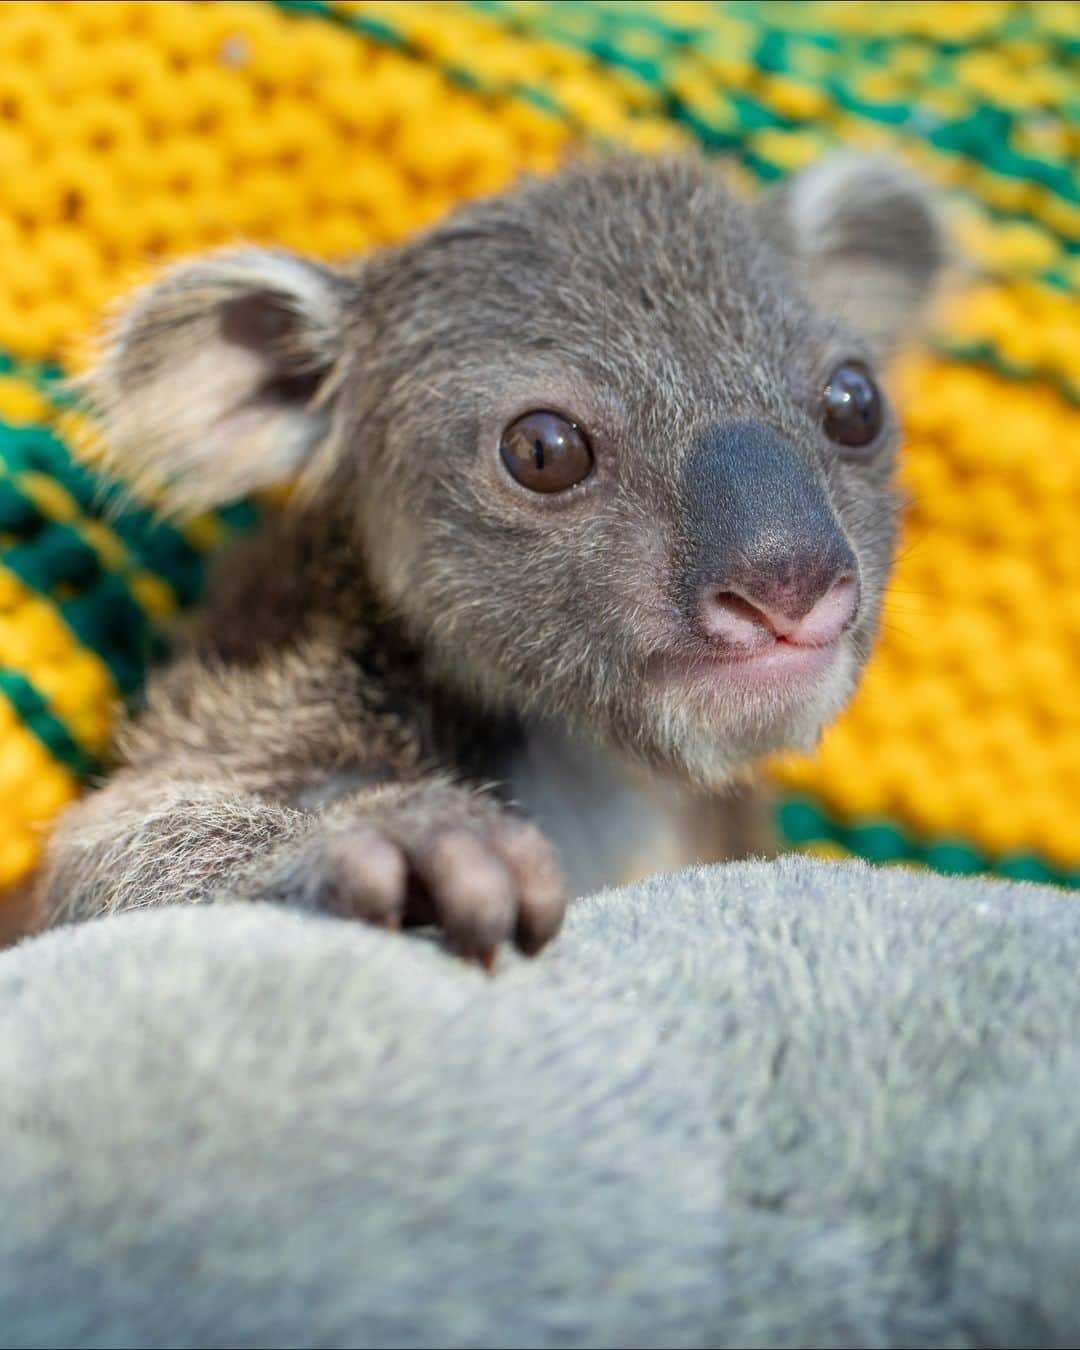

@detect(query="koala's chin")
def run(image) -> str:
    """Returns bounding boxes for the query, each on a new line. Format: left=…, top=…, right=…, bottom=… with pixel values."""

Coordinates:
left=639, top=635, right=862, bottom=793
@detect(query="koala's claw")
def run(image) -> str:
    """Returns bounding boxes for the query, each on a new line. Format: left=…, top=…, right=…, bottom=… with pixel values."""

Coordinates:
left=306, top=790, right=566, bottom=960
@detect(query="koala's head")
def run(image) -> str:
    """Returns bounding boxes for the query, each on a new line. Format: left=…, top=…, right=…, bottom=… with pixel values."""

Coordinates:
left=94, top=152, right=943, bottom=787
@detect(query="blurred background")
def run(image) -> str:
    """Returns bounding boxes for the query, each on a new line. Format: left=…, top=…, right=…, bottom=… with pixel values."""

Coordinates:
left=0, top=0, right=1076, bottom=910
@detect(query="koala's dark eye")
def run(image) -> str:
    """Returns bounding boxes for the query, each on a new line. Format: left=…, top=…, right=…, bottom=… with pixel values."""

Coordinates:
left=499, top=411, right=593, bottom=493
left=822, top=361, right=883, bottom=449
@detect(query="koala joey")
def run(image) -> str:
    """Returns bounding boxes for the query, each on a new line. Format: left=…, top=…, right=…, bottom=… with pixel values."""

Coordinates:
left=36, top=151, right=943, bottom=962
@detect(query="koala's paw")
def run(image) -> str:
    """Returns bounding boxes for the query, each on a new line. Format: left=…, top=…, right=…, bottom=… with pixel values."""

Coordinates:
left=301, top=783, right=566, bottom=962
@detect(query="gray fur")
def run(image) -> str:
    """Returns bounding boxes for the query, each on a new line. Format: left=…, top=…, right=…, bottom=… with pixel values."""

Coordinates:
left=764, top=155, right=948, bottom=355
left=36, top=151, right=943, bottom=951
left=3, top=857, right=1079, bottom=1348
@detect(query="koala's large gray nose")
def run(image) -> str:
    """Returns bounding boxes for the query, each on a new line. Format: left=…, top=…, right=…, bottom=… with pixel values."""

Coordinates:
left=681, top=421, right=859, bottom=649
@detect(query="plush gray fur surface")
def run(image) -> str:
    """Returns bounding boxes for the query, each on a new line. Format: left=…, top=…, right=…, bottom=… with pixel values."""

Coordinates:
left=2, top=856, right=1079, bottom=1349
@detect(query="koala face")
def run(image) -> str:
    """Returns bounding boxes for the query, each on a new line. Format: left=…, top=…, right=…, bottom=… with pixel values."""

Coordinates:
left=95, top=153, right=943, bottom=788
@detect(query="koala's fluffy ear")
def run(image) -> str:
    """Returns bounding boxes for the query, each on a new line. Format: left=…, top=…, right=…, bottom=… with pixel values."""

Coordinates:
left=761, top=155, right=947, bottom=357
left=88, top=249, right=358, bottom=514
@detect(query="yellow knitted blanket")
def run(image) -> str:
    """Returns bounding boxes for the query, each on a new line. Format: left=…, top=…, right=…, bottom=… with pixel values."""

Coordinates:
left=0, top=0, right=1077, bottom=899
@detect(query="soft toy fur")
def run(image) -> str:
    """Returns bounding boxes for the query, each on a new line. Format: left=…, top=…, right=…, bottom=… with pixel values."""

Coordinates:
left=2, top=857, right=1079, bottom=1348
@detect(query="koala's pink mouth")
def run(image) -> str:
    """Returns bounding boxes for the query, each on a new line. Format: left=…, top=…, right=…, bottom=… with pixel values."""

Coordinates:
left=662, top=637, right=841, bottom=690
left=714, top=638, right=838, bottom=681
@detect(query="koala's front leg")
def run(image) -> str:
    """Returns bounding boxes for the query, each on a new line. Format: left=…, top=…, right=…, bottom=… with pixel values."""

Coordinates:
left=266, top=780, right=566, bottom=959
left=39, top=770, right=566, bottom=959
left=37, top=772, right=311, bottom=928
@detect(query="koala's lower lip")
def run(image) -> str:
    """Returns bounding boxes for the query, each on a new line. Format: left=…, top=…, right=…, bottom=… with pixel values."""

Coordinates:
left=669, top=638, right=840, bottom=688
